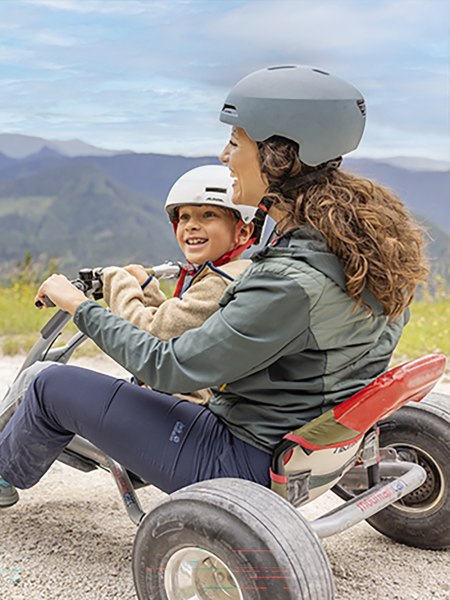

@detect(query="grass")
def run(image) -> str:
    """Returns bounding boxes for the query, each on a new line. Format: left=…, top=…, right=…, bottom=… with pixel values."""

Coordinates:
left=0, top=281, right=93, bottom=356
left=0, top=279, right=175, bottom=357
left=393, top=298, right=450, bottom=362
left=0, top=282, right=448, bottom=371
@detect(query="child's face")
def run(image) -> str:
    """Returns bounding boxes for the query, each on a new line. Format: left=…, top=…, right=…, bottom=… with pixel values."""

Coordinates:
left=176, top=204, right=239, bottom=265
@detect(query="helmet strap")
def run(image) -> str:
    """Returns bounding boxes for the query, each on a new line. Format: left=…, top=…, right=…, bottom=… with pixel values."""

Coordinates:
left=251, top=195, right=274, bottom=244
left=282, top=157, right=342, bottom=193
left=213, top=236, right=255, bottom=267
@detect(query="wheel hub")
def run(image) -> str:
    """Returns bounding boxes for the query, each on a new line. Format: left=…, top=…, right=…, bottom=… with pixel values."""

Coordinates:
left=391, top=443, right=445, bottom=512
left=164, top=547, right=244, bottom=600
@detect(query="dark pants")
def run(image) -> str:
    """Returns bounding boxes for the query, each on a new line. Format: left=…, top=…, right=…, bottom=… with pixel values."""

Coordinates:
left=0, top=365, right=271, bottom=493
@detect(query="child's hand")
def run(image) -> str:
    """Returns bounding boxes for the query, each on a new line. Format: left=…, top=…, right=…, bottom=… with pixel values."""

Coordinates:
left=124, top=264, right=148, bottom=285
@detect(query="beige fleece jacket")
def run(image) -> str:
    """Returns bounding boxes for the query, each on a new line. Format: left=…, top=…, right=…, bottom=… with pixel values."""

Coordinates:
left=102, top=259, right=251, bottom=404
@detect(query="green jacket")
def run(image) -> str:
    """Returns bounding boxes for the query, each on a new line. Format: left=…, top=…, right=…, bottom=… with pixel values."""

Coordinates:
left=74, top=226, right=407, bottom=453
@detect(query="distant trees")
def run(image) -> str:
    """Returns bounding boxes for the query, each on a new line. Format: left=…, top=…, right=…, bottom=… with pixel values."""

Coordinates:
left=12, top=251, right=60, bottom=286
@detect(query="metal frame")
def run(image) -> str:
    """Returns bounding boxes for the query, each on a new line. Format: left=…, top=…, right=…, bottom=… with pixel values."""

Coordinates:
left=311, top=460, right=426, bottom=538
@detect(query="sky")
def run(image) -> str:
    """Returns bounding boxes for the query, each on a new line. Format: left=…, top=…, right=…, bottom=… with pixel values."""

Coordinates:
left=0, top=0, right=449, bottom=161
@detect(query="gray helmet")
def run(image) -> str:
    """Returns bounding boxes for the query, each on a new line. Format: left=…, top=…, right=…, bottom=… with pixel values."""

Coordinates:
left=220, top=65, right=366, bottom=166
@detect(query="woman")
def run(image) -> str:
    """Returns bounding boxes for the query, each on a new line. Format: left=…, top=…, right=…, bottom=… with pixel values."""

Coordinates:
left=0, top=66, right=428, bottom=508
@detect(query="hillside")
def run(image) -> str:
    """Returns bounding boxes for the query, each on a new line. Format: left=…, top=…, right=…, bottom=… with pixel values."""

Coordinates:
left=344, top=158, right=450, bottom=233
left=0, top=150, right=220, bottom=202
left=0, top=133, right=125, bottom=158
left=1, top=150, right=446, bottom=232
left=0, top=135, right=447, bottom=283
left=0, top=163, right=180, bottom=278
left=420, top=218, right=450, bottom=283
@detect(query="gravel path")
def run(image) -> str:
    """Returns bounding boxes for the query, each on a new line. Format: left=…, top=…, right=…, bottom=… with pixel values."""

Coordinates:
left=0, top=355, right=449, bottom=599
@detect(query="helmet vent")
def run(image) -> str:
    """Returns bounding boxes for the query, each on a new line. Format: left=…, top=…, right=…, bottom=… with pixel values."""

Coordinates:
left=312, top=68, right=330, bottom=76
left=267, top=65, right=296, bottom=70
left=357, top=99, right=367, bottom=117
left=222, top=103, right=238, bottom=116
left=205, top=187, right=227, bottom=194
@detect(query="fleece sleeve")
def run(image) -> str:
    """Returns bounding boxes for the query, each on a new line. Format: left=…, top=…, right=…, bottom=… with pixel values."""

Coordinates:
left=101, top=266, right=230, bottom=341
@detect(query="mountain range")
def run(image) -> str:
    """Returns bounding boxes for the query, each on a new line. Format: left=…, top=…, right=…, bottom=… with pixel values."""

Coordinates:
left=0, top=134, right=448, bottom=284
left=0, top=133, right=127, bottom=159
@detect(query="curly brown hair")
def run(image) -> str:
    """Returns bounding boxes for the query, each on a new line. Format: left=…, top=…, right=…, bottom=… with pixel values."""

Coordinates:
left=257, top=136, right=429, bottom=318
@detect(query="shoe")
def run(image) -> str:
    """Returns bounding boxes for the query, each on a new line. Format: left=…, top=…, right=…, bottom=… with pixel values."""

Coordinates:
left=0, top=477, right=19, bottom=507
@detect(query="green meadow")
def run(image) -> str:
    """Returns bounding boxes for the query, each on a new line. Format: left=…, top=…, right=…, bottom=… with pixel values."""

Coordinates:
left=0, top=281, right=82, bottom=356
left=393, top=297, right=450, bottom=362
left=0, top=280, right=448, bottom=369
left=0, top=277, right=175, bottom=357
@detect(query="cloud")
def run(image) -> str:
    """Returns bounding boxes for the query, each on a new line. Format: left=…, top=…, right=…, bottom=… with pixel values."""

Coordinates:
left=172, top=0, right=446, bottom=86
left=0, top=45, right=32, bottom=63
left=0, top=0, right=447, bottom=160
left=210, top=0, right=437, bottom=52
left=35, top=32, right=79, bottom=47
left=23, top=0, right=153, bottom=15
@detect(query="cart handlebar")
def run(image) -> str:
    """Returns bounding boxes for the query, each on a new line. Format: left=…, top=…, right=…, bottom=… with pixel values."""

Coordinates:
left=35, top=262, right=182, bottom=309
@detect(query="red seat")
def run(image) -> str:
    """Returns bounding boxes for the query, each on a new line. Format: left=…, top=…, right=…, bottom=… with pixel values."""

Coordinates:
left=285, top=353, right=446, bottom=451
left=270, top=354, right=446, bottom=505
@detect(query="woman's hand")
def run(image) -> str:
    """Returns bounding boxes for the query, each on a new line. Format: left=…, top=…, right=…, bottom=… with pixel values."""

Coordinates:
left=35, top=274, right=87, bottom=315
left=123, top=264, right=148, bottom=285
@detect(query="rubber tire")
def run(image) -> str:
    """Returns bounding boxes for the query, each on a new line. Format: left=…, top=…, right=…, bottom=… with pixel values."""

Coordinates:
left=132, top=478, right=334, bottom=600
left=367, top=392, right=450, bottom=549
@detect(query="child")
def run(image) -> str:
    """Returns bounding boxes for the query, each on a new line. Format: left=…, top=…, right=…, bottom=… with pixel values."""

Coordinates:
left=0, top=166, right=254, bottom=436
left=101, top=165, right=256, bottom=404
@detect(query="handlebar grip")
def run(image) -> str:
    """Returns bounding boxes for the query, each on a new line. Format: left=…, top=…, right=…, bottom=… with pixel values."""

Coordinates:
left=35, top=296, right=56, bottom=309
left=35, top=278, right=88, bottom=309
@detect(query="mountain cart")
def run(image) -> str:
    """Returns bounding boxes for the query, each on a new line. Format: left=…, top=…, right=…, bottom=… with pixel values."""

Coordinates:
left=4, top=266, right=449, bottom=600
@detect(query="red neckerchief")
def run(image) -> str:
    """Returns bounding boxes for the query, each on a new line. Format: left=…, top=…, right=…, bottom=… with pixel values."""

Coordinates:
left=173, top=263, right=196, bottom=297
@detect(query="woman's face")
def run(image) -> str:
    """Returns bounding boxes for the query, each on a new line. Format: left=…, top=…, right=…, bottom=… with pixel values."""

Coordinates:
left=220, top=127, right=268, bottom=207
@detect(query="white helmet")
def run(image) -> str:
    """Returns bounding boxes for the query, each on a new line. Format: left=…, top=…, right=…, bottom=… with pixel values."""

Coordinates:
left=165, top=165, right=256, bottom=224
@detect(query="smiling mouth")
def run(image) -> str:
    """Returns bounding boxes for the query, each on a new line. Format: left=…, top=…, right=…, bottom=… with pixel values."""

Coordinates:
left=185, top=238, right=208, bottom=246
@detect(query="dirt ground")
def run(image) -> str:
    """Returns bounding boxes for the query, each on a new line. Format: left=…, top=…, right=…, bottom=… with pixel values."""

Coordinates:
left=0, top=354, right=449, bottom=600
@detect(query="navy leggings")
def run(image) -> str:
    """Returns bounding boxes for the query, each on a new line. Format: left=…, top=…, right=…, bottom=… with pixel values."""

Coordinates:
left=0, top=365, right=271, bottom=493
